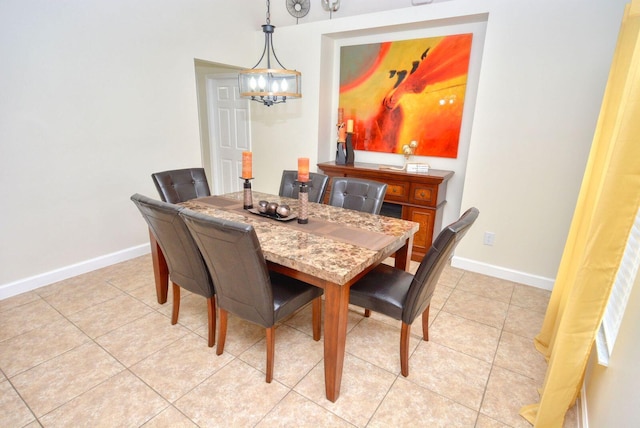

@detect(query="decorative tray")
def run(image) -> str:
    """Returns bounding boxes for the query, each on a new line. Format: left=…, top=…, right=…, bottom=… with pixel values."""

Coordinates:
left=247, top=208, right=298, bottom=222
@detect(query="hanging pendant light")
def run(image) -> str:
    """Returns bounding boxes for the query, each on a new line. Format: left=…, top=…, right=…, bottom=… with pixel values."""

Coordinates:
left=238, top=0, right=302, bottom=107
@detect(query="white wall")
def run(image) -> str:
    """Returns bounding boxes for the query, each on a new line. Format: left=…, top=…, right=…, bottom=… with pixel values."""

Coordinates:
left=456, top=0, right=629, bottom=285
left=249, top=0, right=629, bottom=288
left=0, top=0, right=259, bottom=295
left=0, top=0, right=629, bottom=295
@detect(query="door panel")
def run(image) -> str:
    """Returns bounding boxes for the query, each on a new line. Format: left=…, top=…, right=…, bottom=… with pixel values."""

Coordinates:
left=207, top=76, right=250, bottom=195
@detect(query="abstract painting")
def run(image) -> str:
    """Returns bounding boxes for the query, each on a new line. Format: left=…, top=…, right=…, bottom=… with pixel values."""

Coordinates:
left=339, top=33, right=473, bottom=158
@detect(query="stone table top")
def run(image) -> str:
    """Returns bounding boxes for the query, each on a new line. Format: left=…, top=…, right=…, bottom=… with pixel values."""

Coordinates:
left=180, top=191, right=419, bottom=286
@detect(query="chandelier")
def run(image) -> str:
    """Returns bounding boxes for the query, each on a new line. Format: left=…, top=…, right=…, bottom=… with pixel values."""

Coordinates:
left=238, top=0, right=302, bottom=107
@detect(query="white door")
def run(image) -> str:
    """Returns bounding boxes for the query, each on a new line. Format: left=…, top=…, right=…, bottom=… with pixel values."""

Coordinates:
left=206, top=75, right=251, bottom=195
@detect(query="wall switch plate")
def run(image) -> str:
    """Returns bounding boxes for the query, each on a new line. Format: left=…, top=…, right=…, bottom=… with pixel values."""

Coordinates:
left=483, top=232, right=495, bottom=246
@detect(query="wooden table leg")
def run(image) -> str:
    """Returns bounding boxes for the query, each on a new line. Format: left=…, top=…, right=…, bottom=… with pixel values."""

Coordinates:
left=394, top=236, right=414, bottom=272
left=323, top=281, right=350, bottom=402
left=149, top=229, right=169, bottom=304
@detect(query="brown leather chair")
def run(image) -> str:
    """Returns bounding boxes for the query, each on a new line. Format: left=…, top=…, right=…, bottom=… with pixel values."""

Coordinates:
left=179, top=209, right=323, bottom=383
left=348, top=207, right=479, bottom=376
left=130, top=193, right=216, bottom=347
left=152, top=168, right=211, bottom=203
left=328, top=177, right=388, bottom=214
left=279, top=170, right=329, bottom=203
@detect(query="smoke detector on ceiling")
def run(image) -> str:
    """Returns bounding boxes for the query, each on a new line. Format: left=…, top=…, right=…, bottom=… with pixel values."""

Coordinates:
left=412, top=0, right=434, bottom=4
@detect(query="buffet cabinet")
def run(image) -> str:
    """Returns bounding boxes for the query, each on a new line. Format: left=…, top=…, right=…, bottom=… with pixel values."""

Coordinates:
left=318, top=161, right=454, bottom=262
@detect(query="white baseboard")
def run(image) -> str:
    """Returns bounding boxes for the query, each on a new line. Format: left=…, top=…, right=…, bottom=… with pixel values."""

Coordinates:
left=2, top=250, right=551, bottom=300
left=0, top=244, right=151, bottom=300
left=451, top=256, right=555, bottom=290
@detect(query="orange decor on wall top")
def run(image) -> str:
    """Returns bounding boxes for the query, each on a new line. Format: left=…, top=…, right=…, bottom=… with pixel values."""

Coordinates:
left=241, top=151, right=252, bottom=179
left=298, top=157, right=310, bottom=182
left=338, top=33, right=473, bottom=158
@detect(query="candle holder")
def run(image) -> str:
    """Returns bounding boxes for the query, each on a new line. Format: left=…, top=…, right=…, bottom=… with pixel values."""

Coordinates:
left=297, top=182, right=309, bottom=224
left=241, top=177, right=254, bottom=209
left=345, top=131, right=355, bottom=164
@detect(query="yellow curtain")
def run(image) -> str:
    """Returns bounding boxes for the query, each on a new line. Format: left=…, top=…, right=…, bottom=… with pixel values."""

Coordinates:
left=520, top=1, right=640, bottom=426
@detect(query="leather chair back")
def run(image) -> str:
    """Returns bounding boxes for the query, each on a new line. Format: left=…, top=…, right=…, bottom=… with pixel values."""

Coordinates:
left=130, top=193, right=214, bottom=298
left=152, top=168, right=211, bottom=203
left=279, top=170, right=329, bottom=203
left=328, top=177, right=388, bottom=214
left=179, top=210, right=276, bottom=328
left=403, top=207, right=479, bottom=324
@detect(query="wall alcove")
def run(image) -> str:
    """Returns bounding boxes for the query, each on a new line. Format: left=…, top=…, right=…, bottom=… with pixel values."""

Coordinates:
left=316, top=13, right=489, bottom=228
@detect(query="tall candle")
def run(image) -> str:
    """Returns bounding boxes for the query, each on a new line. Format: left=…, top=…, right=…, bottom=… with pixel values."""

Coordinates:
left=338, top=124, right=346, bottom=142
left=298, top=157, right=309, bottom=182
left=347, top=119, right=354, bottom=133
left=242, top=151, right=252, bottom=179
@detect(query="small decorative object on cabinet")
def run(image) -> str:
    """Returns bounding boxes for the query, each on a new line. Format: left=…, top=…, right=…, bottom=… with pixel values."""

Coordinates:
left=318, top=161, right=453, bottom=261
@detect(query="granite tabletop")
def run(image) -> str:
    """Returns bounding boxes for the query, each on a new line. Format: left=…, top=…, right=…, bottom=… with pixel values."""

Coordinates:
left=180, top=191, right=419, bottom=286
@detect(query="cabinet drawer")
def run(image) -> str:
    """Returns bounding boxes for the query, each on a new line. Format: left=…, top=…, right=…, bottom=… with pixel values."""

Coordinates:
left=385, top=180, right=409, bottom=202
left=410, top=183, right=437, bottom=206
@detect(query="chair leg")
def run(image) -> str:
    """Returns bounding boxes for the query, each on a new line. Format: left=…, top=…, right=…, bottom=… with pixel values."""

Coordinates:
left=400, top=322, right=411, bottom=377
left=364, top=309, right=371, bottom=317
left=216, top=308, right=228, bottom=356
left=422, top=305, right=430, bottom=341
left=207, top=296, right=216, bottom=347
left=171, top=283, right=180, bottom=325
left=266, top=326, right=275, bottom=383
left=312, top=298, right=322, bottom=341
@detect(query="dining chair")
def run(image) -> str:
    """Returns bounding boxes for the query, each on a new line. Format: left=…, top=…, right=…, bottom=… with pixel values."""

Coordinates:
left=179, top=209, right=323, bottom=383
left=278, top=170, right=329, bottom=203
left=348, top=207, right=479, bottom=376
left=328, top=177, right=388, bottom=214
left=152, top=168, right=211, bottom=203
left=130, top=193, right=217, bottom=347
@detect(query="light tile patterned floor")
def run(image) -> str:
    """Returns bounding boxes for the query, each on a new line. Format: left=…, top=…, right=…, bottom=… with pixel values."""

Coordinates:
left=0, top=255, right=579, bottom=427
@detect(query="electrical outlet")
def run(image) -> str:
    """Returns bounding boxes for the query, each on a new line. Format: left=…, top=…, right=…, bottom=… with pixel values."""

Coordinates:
left=483, top=232, right=495, bottom=246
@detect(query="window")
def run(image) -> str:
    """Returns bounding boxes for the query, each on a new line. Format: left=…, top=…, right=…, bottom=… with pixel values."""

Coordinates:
left=596, top=207, right=640, bottom=366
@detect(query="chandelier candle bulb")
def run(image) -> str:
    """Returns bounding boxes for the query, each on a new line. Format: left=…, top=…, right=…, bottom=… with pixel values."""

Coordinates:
left=298, top=157, right=309, bottom=182
left=242, top=151, right=252, bottom=179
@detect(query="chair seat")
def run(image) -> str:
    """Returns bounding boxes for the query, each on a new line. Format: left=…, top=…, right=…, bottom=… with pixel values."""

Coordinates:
left=349, top=263, right=413, bottom=321
left=271, top=271, right=324, bottom=321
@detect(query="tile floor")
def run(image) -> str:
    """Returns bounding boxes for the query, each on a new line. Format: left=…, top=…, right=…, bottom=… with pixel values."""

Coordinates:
left=0, top=255, right=578, bottom=427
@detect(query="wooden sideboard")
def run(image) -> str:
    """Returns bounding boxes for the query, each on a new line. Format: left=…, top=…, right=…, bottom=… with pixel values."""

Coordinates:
left=318, top=161, right=454, bottom=262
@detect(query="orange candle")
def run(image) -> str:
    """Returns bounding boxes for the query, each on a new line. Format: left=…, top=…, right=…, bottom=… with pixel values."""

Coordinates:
left=298, top=157, right=309, bottom=182
left=338, top=124, right=346, bottom=142
left=242, top=151, right=252, bottom=179
left=347, top=119, right=354, bottom=133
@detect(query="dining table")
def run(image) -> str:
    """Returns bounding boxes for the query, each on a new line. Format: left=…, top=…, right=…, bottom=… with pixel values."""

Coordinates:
left=148, top=191, right=419, bottom=402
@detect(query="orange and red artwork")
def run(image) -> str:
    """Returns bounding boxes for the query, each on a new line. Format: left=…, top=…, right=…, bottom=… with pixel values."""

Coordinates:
left=339, top=33, right=473, bottom=158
